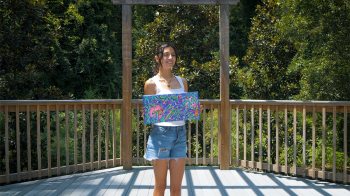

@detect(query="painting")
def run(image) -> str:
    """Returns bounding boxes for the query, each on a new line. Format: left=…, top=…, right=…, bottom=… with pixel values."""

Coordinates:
left=142, top=91, right=200, bottom=124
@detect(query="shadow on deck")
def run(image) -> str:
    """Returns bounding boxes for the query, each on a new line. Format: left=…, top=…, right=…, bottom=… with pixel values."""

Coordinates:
left=0, top=166, right=349, bottom=196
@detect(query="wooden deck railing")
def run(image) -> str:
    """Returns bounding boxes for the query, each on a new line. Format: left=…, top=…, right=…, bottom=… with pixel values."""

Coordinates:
left=1, top=99, right=349, bottom=184
left=231, top=100, right=349, bottom=184
left=0, top=100, right=123, bottom=184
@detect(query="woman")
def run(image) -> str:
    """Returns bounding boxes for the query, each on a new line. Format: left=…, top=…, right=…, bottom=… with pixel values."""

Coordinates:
left=144, top=42, right=188, bottom=196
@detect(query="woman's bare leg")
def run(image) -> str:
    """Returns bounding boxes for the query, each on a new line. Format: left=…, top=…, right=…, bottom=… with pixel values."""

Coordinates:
left=169, top=158, right=186, bottom=196
left=153, top=159, right=169, bottom=196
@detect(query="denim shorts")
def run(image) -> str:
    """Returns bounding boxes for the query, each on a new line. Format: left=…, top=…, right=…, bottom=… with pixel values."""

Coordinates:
left=144, top=125, right=187, bottom=161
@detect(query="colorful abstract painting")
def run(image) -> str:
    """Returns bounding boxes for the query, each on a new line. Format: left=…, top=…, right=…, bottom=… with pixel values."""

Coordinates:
left=142, top=91, right=200, bottom=124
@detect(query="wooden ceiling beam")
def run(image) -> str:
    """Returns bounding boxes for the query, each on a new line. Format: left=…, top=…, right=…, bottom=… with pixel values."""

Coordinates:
left=112, top=0, right=239, bottom=5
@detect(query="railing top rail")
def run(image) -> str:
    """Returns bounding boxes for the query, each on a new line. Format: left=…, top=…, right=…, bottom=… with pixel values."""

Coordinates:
left=230, top=99, right=350, bottom=106
left=1, top=99, right=350, bottom=106
left=0, top=99, right=123, bottom=105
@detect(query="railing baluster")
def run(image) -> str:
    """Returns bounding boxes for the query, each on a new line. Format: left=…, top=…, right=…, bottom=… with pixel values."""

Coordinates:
left=98, top=104, right=101, bottom=169
left=236, top=106, right=239, bottom=166
left=322, top=107, right=326, bottom=180
left=244, top=105, right=247, bottom=166
left=251, top=106, right=255, bottom=165
left=229, top=106, right=232, bottom=165
left=196, top=120, right=199, bottom=165
left=202, top=105, right=206, bottom=165
left=230, top=104, right=233, bottom=165
left=74, top=104, right=77, bottom=172
left=284, top=107, right=288, bottom=174
left=26, top=105, right=32, bottom=175
left=37, top=105, right=42, bottom=178
left=344, top=106, right=348, bottom=183
left=210, top=105, right=214, bottom=165
left=65, top=105, right=69, bottom=174
left=267, top=106, right=271, bottom=171
left=312, top=106, right=316, bottom=179
left=293, top=107, right=296, bottom=175
left=56, top=104, right=60, bottom=176
left=259, top=106, right=262, bottom=169
left=82, top=105, right=86, bottom=172
left=106, top=105, right=110, bottom=168
left=136, top=104, right=140, bottom=165
left=302, top=106, right=306, bottom=176
left=188, top=122, right=192, bottom=165
left=112, top=104, right=116, bottom=167
left=5, top=106, right=10, bottom=183
left=332, top=106, right=337, bottom=182
left=16, top=105, right=20, bottom=181
left=90, top=104, right=94, bottom=170
left=218, top=106, right=221, bottom=165
left=143, top=113, right=147, bottom=165
left=276, top=106, right=279, bottom=173
left=119, top=108, right=122, bottom=166
left=47, top=105, right=51, bottom=177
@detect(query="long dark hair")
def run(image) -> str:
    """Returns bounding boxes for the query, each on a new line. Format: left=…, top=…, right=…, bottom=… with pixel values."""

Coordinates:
left=153, top=42, right=178, bottom=74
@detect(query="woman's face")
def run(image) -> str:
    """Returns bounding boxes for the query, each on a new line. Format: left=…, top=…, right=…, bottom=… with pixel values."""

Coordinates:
left=159, top=46, right=176, bottom=71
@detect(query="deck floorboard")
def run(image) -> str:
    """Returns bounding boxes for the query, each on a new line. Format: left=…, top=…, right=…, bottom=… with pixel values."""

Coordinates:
left=0, top=166, right=349, bottom=196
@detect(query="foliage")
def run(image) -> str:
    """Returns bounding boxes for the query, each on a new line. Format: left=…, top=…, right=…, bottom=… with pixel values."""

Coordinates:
left=1, top=0, right=349, bottom=101
left=277, top=0, right=350, bottom=100
left=229, top=0, right=262, bottom=60
left=241, top=0, right=300, bottom=99
left=75, top=0, right=122, bottom=99
left=240, top=0, right=350, bottom=101
left=0, top=0, right=122, bottom=99
left=0, top=0, right=63, bottom=99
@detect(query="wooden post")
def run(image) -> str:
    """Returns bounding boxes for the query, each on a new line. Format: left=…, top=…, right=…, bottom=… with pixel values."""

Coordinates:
left=121, top=4, right=133, bottom=170
left=219, top=4, right=230, bottom=170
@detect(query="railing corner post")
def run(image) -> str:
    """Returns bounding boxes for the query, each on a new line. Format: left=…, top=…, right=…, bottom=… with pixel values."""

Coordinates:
left=219, top=4, right=230, bottom=170
left=121, top=4, right=133, bottom=170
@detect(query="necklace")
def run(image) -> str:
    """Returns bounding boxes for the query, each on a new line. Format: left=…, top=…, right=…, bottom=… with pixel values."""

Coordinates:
left=158, top=75, right=174, bottom=88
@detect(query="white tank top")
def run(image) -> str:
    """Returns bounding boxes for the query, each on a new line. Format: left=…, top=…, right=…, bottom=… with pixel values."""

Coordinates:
left=152, top=75, right=186, bottom=126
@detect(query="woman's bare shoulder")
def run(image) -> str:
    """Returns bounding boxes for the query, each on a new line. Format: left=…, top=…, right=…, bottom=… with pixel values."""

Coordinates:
left=145, top=78, right=156, bottom=86
left=144, top=78, right=156, bottom=95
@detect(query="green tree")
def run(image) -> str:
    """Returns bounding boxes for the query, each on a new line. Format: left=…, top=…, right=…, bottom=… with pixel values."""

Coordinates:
left=230, top=0, right=262, bottom=60
left=75, top=0, right=122, bottom=99
left=0, top=0, right=66, bottom=99
left=241, top=0, right=299, bottom=99
left=278, top=0, right=350, bottom=100
left=0, top=0, right=122, bottom=100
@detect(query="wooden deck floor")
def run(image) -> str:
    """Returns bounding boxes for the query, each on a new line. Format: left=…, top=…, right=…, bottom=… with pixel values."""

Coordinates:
left=0, top=166, right=349, bottom=196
